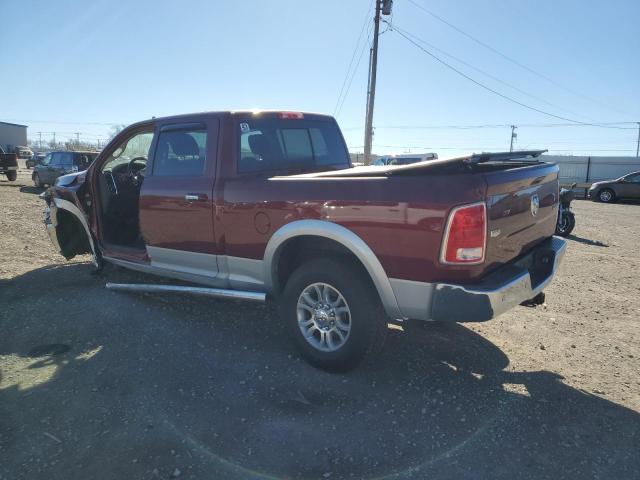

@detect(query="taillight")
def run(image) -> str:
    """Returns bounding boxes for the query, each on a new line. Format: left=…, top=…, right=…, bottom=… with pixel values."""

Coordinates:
left=440, top=202, right=487, bottom=264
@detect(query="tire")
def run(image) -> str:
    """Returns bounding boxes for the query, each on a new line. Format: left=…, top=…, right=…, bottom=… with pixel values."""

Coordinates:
left=279, top=257, right=387, bottom=372
left=598, top=188, right=615, bottom=203
left=555, top=211, right=575, bottom=237
left=33, top=173, right=42, bottom=187
left=6, top=171, right=17, bottom=181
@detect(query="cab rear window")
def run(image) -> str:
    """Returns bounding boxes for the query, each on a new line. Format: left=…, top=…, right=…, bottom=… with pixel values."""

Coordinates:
left=237, top=118, right=349, bottom=173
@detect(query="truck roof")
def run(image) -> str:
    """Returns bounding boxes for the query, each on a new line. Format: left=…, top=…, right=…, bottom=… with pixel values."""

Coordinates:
left=129, top=110, right=336, bottom=127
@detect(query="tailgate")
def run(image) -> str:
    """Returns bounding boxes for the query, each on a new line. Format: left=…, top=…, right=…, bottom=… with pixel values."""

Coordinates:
left=484, top=162, right=559, bottom=268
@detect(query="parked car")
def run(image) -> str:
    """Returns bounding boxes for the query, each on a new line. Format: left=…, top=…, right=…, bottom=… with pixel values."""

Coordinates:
left=26, top=152, right=46, bottom=169
left=33, top=151, right=98, bottom=187
left=373, top=153, right=438, bottom=166
left=14, top=145, right=34, bottom=160
left=589, top=171, right=640, bottom=203
left=0, top=146, right=19, bottom=181
left=42, top=111, right=565, bottom=371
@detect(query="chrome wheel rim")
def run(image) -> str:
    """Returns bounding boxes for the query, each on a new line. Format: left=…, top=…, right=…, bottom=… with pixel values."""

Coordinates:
left=297, top=282, right=351, bottom=352
left=600, top=190, right=612, bottom=202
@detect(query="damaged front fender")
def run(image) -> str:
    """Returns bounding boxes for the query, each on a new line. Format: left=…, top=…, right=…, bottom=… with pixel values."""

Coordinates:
left=43, top=197, right=95, bottom=261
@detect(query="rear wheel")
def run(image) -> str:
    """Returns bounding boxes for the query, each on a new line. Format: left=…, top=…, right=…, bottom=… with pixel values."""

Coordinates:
left=280, top=257, right=387, bottom=372
left=6, top=171, right=17, bottom=181
left=598, top=189, right=615, bottom=203
left=555, top=210, right=575, bottom=237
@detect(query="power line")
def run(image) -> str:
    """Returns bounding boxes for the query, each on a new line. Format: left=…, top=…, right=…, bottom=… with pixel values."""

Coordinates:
left=347, top=144, right=637, bottom=152
left=406, top=0, right=633, bottom=117
left=386, top=22, right=634, bottom=130
left=396, top=26, right=593, bottom=121
left=342, top=121, right=637, bottom=131
left=333, top=0, right=375, bottom=116
left=335, top=20, right=374, bottom=118
left=3, top=118, right=120, bottom=126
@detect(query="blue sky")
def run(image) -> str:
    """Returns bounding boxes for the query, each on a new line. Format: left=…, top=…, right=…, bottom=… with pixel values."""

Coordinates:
left=1, top=0, right=639, bottom=157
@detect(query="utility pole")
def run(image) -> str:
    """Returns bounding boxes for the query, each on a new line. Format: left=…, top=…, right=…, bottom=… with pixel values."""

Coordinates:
left=38, top=132, right=42, bottom=150
left=363, top=0, right=393, bottom=164
left=636, top=122, right=639, bottom=158
left=52, top=132, right=56, bottom=147
left=75, top=132, right=80, bottom=146
left=509, top=125, right=517, bottom=152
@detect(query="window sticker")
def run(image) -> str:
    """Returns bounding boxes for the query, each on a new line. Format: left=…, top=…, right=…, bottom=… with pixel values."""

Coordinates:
left=240, top=122, right=250, bottom=132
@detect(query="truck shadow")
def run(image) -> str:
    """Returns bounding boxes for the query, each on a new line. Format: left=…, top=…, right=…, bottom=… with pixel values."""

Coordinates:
left=1, top=263, right=638, bottom=480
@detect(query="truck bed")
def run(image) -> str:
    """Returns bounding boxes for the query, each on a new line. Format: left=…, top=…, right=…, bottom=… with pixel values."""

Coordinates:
left=268, top=151, right=558, bottom=283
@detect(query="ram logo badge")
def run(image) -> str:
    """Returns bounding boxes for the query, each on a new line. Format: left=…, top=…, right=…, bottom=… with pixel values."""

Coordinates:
left=531, top=194, right=540, bottom=217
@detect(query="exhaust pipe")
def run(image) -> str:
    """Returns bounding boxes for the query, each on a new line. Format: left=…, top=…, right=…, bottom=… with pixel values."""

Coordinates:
left=105, top=283, right=266, bottom=302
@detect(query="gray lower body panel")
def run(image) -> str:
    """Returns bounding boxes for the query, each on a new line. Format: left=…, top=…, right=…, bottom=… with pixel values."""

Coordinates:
left=391, top=236, right=567, bottom=322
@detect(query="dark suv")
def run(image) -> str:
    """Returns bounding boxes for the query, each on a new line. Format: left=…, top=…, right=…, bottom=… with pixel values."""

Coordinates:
left=33, top=151, right=98, bottom=187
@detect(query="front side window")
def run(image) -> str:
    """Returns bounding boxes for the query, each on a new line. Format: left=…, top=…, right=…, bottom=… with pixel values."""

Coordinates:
left=624, top=173, right=640, bottom=183
left=101, top=131, right=154, bottom=174
left=153, top=129, right=207, bottom=177
left=237, top=118, right=349, bottom=173
left=41, top=153, right=52, bottom=166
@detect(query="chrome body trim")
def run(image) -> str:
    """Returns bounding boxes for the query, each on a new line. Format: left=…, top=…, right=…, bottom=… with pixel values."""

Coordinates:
left=429, top=236, right=567, bottom=322
left=219, top=255, right=265, bottom=290
left=105, top=283, right=265, bottom=302
left=104, top=255, right=228, bottom=288
left=263, top=219, right=404, bottom=319
left=389, top=278, right=435, bottom=320
left=104, top=253, right=265, bottom=291
left=146, top=246, right=219, bottom=278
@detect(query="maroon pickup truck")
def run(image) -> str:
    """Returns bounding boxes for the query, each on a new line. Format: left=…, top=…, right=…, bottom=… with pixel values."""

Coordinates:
left=43, top=111, right=566, bottom=371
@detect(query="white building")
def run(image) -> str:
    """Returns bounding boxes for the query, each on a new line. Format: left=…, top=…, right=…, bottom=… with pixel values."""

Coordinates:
left=0, top=121, right=28, bottom=152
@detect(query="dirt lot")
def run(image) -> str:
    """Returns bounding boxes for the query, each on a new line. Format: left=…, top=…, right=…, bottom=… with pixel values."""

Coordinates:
left=1, top=170, right=638, bottom=480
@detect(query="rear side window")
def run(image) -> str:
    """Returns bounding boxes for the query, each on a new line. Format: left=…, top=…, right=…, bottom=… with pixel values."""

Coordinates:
left=59, top=152, right=74, bottom=166
left=74, top=153, right=96, bottom=167
left=237, top=118, right=349, bottom=173
left=153, top=129, right=207, bottom=176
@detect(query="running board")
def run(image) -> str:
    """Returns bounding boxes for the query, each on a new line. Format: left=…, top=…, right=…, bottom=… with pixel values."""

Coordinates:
left=105, top=283, right=266, bottom=302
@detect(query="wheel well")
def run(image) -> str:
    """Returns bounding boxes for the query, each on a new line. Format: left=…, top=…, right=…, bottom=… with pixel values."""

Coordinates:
left=273, top=236, right=373, bottom=295
left=56, top=209, right=91, bottom=259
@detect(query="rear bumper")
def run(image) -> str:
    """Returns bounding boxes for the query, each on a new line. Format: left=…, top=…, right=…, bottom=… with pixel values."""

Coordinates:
left=390, top=236, right=567, bottom=322
left=0, top=166, right=18, bottom=172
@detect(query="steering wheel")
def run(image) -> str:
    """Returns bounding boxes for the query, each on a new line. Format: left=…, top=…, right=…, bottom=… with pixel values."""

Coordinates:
left=127, top=156, right=147, bottom=184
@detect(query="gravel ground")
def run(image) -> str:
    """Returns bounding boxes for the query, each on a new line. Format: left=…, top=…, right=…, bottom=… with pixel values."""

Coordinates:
left=1, top=170, right=638, bottom=480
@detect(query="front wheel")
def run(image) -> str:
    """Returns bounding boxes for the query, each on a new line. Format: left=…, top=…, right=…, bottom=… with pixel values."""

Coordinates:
left=556, top=210, right=575, bottom=237
left=33, top=173, right=42, bottom=187
left=6, top=171, right=17, bottom=181
left=598, top=189, right=615, bottom=203
left=280, top=258, right=387, bottom=372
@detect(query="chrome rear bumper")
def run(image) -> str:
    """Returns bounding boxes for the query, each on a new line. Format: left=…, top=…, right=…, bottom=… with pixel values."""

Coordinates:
left=430, top=236, right=566, bottom=322
left=390, top=236, right=567, bottom=322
